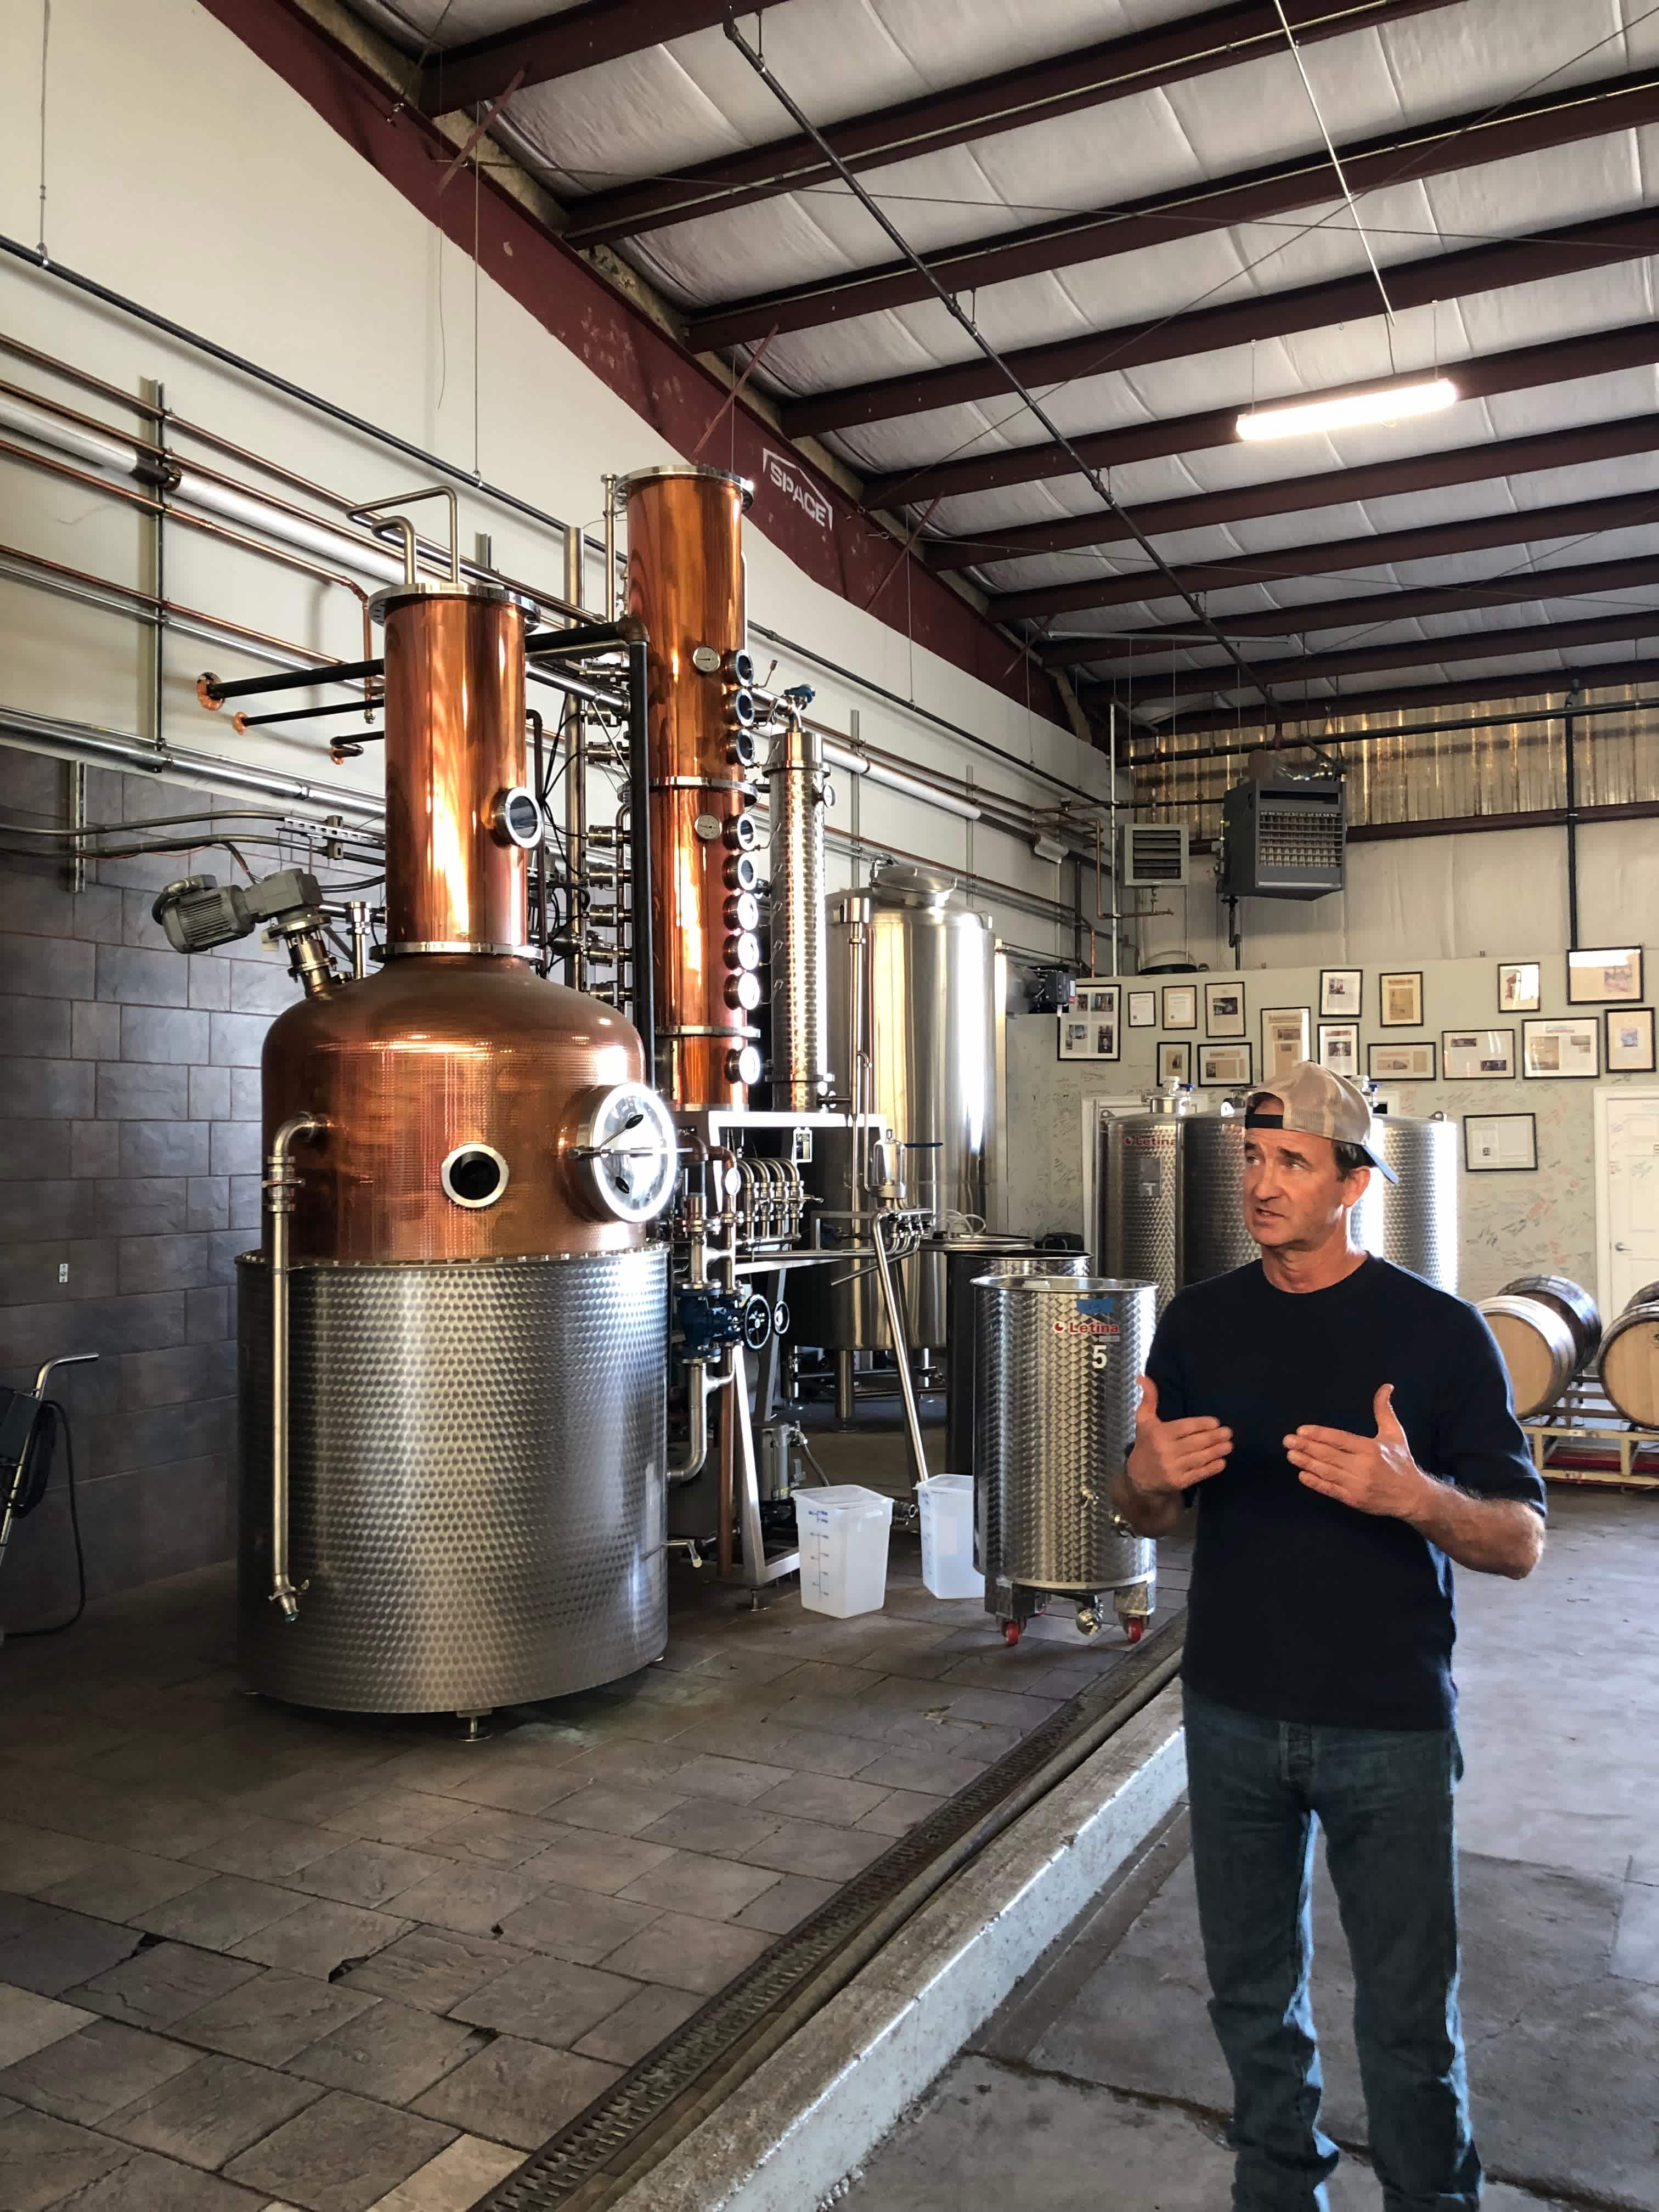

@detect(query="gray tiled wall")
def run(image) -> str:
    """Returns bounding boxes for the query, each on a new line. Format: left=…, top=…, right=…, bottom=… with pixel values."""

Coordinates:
left=0, top=748, right=303, bottom=1628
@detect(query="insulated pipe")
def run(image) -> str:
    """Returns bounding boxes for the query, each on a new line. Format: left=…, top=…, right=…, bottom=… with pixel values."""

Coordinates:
left=820, top=740, right=982, bottom=821
left=265, top=1114, right=325, bottom=1624
left=627, top=636, right=656, bottom=1088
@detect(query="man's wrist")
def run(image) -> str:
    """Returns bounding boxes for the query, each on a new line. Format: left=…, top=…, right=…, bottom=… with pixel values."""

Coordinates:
left=1396, top=1466, right=1444, bottom=1531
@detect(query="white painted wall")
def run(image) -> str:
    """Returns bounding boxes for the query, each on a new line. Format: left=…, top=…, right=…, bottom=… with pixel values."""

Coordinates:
left=1007, top=949, right=1650, bottom=1302
left=1136, top=821, right=1659, bottom=972
left=0, top=0, right=1105, bottom=964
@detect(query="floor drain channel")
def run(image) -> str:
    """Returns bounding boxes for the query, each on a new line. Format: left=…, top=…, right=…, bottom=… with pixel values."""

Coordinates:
left=482, top=1610, right=1186, bottom=2212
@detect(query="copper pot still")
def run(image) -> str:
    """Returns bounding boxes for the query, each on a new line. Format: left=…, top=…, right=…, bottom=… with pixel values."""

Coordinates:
left=245, top=577, right=673, bottom=1718
left=620, top=465, right=760, bottom=1110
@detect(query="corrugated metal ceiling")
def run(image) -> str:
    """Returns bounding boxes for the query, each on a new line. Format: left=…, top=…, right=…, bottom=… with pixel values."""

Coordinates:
left=349, top=0, right=1659, bottom=726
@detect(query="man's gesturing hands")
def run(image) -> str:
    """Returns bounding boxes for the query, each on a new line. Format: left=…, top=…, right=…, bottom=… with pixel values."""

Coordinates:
left=1285, top=1383, right=1432, bottom=1519
left=1126, top=1375, right=1232, bottom=1498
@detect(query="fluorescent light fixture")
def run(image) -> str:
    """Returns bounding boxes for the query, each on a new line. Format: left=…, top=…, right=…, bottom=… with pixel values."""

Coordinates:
left=1031, top=833, right=1068, bottom=865
left=1235, top=377, right=1458, bottom=442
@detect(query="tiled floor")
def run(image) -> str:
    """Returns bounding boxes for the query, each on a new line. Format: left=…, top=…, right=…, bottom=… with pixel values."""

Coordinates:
left=0, top=1427, right=1190, bottom=2212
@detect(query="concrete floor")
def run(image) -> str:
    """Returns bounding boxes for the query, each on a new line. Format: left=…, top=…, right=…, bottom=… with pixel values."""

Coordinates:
left=0, top=1420, right=1184, bottom=2212
left=849, top=1488, right=1659, bottom=2211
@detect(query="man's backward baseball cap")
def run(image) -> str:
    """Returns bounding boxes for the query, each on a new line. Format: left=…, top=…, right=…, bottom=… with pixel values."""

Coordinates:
left=1244, top=1060, right=1398, bottom=1184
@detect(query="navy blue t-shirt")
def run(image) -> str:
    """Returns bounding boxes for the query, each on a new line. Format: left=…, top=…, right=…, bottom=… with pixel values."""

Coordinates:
left=1145, top=1256, right=1545, bottom=1730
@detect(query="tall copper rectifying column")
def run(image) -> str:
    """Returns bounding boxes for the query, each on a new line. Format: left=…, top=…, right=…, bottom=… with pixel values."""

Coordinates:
left=620, top=466, right=759, bottom=1109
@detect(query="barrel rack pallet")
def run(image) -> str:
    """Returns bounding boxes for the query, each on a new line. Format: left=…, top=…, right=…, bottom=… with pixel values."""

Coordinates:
left=1523, top=1376, right=1659, bottom=1492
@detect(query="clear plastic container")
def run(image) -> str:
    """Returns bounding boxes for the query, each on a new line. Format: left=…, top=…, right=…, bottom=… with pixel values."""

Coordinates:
left=797, top=1485, right=894, bottom=1617
left=917, top=1474, right=979, bottom=1600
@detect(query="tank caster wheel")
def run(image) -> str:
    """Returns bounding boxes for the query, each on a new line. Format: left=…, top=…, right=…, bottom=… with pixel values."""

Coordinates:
left=1002, top=1620, right=1021, bottom=1646
left=1124, top=1616, right=1145, bottom=1646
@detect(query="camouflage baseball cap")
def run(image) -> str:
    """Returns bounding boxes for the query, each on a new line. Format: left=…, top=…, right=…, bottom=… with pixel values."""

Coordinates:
left=1245, top=1060, right=1398, bottom=1183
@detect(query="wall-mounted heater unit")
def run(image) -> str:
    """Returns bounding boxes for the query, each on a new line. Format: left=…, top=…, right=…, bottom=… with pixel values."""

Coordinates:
left=1119, top=822, right=1189, bottom=888
left=1220, top=776, right=1345, bottom=900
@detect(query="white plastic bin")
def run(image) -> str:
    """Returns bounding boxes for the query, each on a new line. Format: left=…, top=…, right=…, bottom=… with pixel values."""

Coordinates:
left=797, top=1485, right=893, bottom=1618
left=917, top=1474, right=979, bottom=1600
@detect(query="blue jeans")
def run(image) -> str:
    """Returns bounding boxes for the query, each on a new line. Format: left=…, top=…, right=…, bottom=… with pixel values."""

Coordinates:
left=1182, top=1686, right=1480, bottom=2212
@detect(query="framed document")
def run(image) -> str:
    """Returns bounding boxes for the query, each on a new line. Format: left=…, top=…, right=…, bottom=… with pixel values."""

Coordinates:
left=1522, top=1017, right=1600, bottom=1078
left=1317, top=1022, right=1358, bottom=1079
left=1319, top=969, right=1362, bottom=1019
left=1606, top=1007, right=1656, bottom=1073
left=1566, top=947, right=1643, bottom=1004
left=1497, top=960, right=1540, bottom=1014
left=1442, top=1028, right=1515, bottom=1081
left=1464, top=1113, right=1537, bottom=1172
left=1127, top=989, right=1156, bottom=1028
left=1379, top=971, right=1423, bottom=1027
left=1161, top=983, right=1198, bottom=1031
left=1204, top=979, right=1246, bottom=1037
left=1156, top=1040, right=1193, bottom=1086
left=1261, top=1006, right=1312, bottom=1080
left=1368, top=1040, right=1437, bottom=1082
left=1198, top=1041, right=1252, bottom=1087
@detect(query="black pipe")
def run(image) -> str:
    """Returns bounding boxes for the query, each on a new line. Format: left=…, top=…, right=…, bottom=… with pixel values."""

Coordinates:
left=1564, top=676, right=1582, bottom=951
left=526, top=620, right=630, bottom=657
left=206, top=657, right=382, bottom=705
left=235, top=698, right=381, bottom=730
left=627, top=637, right=656, bottom=1089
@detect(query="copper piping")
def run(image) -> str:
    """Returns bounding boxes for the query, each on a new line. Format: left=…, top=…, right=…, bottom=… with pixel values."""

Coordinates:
left=0, top=538, right=368, bottom=679
left=0, top=435, right=375, bottom=667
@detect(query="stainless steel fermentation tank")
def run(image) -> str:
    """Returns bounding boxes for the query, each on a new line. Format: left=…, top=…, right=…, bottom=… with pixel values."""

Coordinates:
left=957, top=1250, right=1093, bottom=1622
left=798, top=864, right=1001, bottom=1351
left=238, top=566, right=674, bottom=1718
left=982, top=1276, right=1156, bottom=1641
left=1099, top=1104, right=1459, bottom=1307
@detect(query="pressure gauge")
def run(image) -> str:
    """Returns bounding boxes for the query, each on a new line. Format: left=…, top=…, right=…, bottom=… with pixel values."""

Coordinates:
left=570, top=1083, right=678, bottom=1223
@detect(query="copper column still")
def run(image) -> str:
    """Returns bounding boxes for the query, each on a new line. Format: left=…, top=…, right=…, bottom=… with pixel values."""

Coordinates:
left=620, top=466, right=760, bottom=1109
left=242, top=572, right=676, bottom=1716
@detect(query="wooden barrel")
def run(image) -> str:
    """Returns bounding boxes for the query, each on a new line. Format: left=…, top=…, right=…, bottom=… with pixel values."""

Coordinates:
left=1478, top=1294, right=1578, bottom=1418
left=1498, top=1274, right=1601, bottom=1369
left=1599, top=1302, right=1659, bottom=1429
left=1626, top=1281, right=1659, bottom=1313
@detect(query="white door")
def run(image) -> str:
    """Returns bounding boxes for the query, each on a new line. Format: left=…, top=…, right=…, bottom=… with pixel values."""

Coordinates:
left=1594, top=1087, right=1659, bottom=1316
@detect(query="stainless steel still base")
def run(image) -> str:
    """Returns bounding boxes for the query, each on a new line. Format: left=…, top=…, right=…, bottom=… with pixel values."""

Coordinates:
left=238, top=1248, right=669, bottom=1713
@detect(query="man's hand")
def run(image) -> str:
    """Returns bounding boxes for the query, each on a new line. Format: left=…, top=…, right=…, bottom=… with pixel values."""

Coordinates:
left=1114, top=1376, right=1232, bottom=1536
left=1285, top=1384, right=1431, bottom=1519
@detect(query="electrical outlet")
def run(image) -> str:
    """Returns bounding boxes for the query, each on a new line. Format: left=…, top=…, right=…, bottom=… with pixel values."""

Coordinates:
left=58, top=1262, right=69, bottom=1285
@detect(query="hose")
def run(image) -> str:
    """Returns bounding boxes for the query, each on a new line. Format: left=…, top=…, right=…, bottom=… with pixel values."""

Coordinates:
left=3, top=1400, right=87, bottom=1636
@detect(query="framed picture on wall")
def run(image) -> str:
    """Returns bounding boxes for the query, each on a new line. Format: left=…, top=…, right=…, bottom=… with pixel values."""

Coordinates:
left=1204, top=979, right=1246, bottom=1037
left=1127, top=990, right=1156, bottom=1028
left=1317, top=1022, right=1359, bottom=1079
left=1606, top=1007, right=1656, bottom=1073
left=1497, top=961, right=1540, bottom=1014
left=1261, top=1006, right=1312, bottom=1080
left=1379, top=971, right=1424, bottom=1027
left=1464, top=1112, right=1537, bottom=1172
left=1156, top=1040, right=1193, bottom=1086
left=1319, top=969, right=1362, bottom=1019
left=1369, top=1040, right=1436, bottom=1082
left=1198, top=1042, right=1252, bottom=1088
left=1522, top=1016, right=1600, bottom=1078
left=1161, top=984, right=1198, bottom=1031
left=1057, top=981, right=1120, bottom=1060
left=1442, top=1028, right=1515, bottom=1081
left=1567, top=947, right=1644, bottom=1003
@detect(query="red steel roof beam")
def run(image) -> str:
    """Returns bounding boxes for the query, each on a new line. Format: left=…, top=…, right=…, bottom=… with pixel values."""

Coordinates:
left=565, top=0, right=1463, bottom=245
left=780, top=207, right=1659, bottom=438
left=421, top=0, right=731, bottom=112
left=691, top=66, right=1659, bottom=352
left=1115, top=658, right=1659, bottom=730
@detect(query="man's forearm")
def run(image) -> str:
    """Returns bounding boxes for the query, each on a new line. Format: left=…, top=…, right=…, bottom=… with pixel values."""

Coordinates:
left=1112, top=1463, right=1184, bottom=1539
left=1402, top=1479, right=1544, bottom=1577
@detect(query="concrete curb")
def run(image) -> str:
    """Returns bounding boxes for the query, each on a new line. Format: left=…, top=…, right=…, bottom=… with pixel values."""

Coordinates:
left=617, top=1681, right=1188, bottom=2212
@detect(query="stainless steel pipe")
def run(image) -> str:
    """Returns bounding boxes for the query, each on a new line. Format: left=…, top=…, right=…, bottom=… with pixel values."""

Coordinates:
left=264, top=1114, right=325, bottom=1623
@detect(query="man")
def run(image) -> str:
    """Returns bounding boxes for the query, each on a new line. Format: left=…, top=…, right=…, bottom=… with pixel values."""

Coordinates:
left=1113, top=1062, right=1545, bottom=2212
